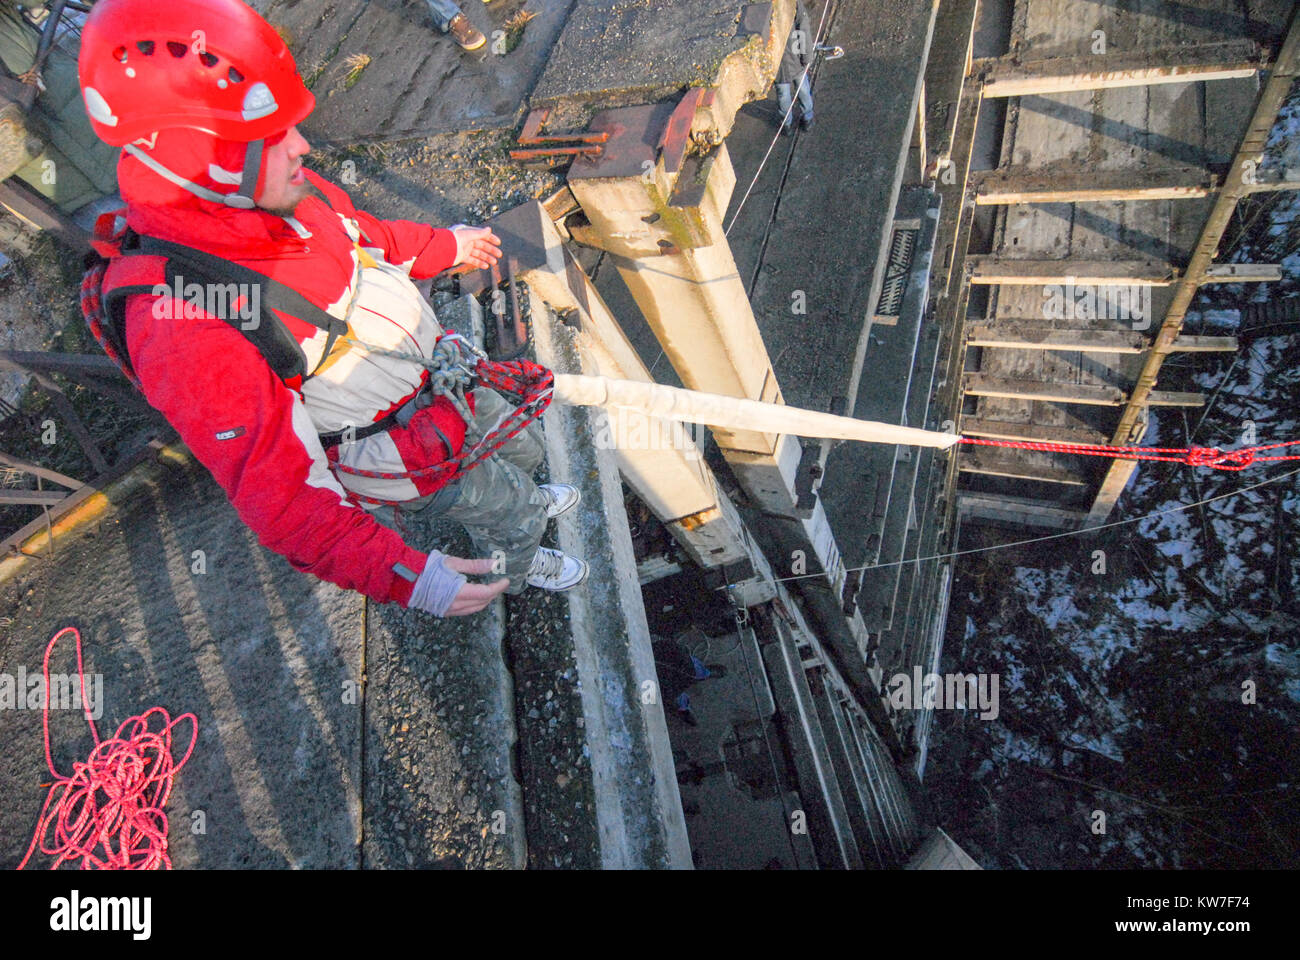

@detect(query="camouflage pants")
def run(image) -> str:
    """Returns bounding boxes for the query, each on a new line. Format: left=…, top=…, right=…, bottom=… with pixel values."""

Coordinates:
left=372, top=387, right=548, bottom=595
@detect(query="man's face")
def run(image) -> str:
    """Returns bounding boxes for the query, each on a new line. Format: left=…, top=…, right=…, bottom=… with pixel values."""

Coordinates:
left=255, top=126, right=312, bottom=217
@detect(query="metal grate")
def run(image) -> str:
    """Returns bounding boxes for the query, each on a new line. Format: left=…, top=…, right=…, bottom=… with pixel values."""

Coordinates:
left=874, top=225, right=918, bottom=320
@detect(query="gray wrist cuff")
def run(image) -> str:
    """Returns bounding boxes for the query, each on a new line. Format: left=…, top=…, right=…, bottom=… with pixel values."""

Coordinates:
left=409, top=551, right=466, bottom=617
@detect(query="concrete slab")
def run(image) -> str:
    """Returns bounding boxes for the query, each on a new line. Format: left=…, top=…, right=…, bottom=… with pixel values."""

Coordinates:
left=258, top=0, right=575, bottom=143
left=530, top=0, right=769, bottom=127
left=361, top=513, right=526, bottom=869
left=1, top=452, right=363, bottom=869
left=737, top=0, right=938, bottom=417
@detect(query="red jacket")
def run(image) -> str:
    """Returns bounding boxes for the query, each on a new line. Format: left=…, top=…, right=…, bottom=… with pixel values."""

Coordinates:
left=113, top=142, right=465, bottom=607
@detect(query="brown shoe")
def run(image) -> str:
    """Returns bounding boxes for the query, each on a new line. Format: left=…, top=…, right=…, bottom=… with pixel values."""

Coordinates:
left=448, top=13, right=485, bottom=51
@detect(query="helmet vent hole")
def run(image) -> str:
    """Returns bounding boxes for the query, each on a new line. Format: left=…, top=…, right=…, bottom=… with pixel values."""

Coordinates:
left=200, top=52, right=219, bottom=68
left=166, top=41, right=188, bottom=58
left=136, top=41, right=155, bottom=56
left=227, top=66, right=245, bottom=83
left=112, top=45, right=128, bottom=62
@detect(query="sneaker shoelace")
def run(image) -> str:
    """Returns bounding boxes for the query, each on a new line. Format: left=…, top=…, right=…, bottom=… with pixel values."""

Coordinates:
left=530, top=548, right=563, bottom=580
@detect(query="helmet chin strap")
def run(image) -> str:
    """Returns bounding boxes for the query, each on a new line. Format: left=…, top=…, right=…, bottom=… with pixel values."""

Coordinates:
left=121, top=138, right=266, bottom=210
left=237, top=138, right=265, bottom=207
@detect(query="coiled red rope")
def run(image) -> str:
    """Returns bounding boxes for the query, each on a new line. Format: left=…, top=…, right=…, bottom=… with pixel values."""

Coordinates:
left=16, top=627, right=198, bottom=871
left=958, top=436, right=1300, bottom=471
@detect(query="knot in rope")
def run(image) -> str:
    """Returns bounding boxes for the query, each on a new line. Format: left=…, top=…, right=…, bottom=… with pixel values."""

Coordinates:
left=1184, top=446, right=1256, bottom=470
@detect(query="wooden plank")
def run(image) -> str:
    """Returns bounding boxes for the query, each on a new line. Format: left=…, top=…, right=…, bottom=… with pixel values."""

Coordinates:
left=958, top=448, right=1091, bottom=486
left=960, top=418, right=1109, bottom=446
left=1245, top=169, right=1300, bottom=193
left=973, top=165, right=1220, bottom=204
left=964, top=375, right=1203, bottom=407
left=1092, top=6, right=1300, bottom=522
left=1171, top=336, right=1238, bottom=352
left=975, top=39, right=1266, bottom=98
left=967, top=258, right=1178, bottom=285
left=957, top=493, right=1089, bottom=529
left=967, top=325, right=1236, bottom=354
left=963, top=375, right=1125, bottom=405
left=1146, top=390, right=1206, bottom=407
left=967, top=325, right=1147, bottom=352
left=1203, top=263, right=1284, bottom=282
left=0, top=178, right=92, bottom=253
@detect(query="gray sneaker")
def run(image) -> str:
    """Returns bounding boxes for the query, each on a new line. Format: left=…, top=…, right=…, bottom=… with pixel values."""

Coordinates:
left=526, top=547, right=589, bottom=591
left=538, top=483, right=581, bottom=519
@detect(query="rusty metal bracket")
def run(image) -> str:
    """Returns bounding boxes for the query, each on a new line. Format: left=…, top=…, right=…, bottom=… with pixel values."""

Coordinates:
left=658, top=87, right=715, bottom=176
left=509, top=107, right=609, bottom=167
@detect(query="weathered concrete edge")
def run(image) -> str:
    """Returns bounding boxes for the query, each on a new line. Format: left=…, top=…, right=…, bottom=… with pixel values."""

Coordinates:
left=531, top=302, right=693, bottom=869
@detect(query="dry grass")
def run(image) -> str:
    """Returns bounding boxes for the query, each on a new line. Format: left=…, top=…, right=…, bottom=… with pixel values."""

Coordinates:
left=503, top=9, right=538, bottom=52
left=343, top=53, right=371, bottom=89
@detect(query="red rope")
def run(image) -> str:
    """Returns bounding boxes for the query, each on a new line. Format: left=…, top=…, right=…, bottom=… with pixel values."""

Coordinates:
left=16, top=627, right=198, bottom=871
left=958, top=436, right=1300, bottom=471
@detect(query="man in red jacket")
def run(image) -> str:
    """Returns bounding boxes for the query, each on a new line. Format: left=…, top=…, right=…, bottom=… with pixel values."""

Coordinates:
left=77, top=0, right=588, bottom=617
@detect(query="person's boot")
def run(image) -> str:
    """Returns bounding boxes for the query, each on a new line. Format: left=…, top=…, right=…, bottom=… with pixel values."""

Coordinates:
left=447, top=12, right=486, bottom=51
left=538, top=483, right=581, bottom=519
left=799, top=111, right=815, bottom=131
left=526, top=546, right=589, bottom=591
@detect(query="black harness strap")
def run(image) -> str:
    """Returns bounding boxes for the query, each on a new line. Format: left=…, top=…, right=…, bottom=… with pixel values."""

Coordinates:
left=96, top=232, right=401, bottom=449
left=134, top=234, right=350, bottom=379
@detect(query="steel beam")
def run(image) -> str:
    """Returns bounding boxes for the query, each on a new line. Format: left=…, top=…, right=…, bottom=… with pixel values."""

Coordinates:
left=0, top=489, right=69, bottom=506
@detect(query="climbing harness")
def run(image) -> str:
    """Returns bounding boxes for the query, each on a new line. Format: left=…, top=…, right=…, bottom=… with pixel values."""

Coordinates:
left=328, top=332, right=554, bottom=505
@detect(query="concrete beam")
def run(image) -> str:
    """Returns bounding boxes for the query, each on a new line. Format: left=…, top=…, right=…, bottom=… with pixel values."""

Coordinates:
left=967, top=257, right=1178, bottom=286
left=529, top=0, right=796, bottom=138
left=761, top=616, right=864, bottom=869
left=974, top=39, right=1266, bottom=98
left=973, top=164, right=1220, bottom=204
left=563, top=88, right=889, bottom=735
left=479, top=199, right=749, bottom=570
left=568, top=115, right=783, bottom=461
left=530, top=306, right=693, bottom=869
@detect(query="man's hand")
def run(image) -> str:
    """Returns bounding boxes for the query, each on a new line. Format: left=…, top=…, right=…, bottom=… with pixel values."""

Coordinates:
left=407, top=551, right=509, bottom=616
left=450, top=225, right=503, bottom=271
left=443, top=556, right=510, bottom=616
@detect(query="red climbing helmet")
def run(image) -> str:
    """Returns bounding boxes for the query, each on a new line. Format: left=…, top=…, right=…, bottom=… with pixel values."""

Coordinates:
left=77, top=0, right=315, bottom=146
